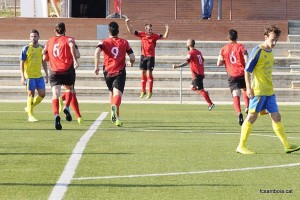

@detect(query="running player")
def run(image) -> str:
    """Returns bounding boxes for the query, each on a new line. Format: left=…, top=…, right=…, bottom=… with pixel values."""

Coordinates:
left=217, top=29, right=249, bottom=126
left=20, top=29, right=48, bottom=122
left=94, top=21, right=135, bottom=127
left=125, top=18, right=169, bottom=99
left=236, top=25, right=300, bottom=154
left=172, top=39, right=215, bottom=110
left=43, top=22, right=79, bottom=130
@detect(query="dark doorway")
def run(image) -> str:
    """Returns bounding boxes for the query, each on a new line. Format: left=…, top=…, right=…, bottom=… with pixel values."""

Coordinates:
left=72, top=0, right=107, bottom=18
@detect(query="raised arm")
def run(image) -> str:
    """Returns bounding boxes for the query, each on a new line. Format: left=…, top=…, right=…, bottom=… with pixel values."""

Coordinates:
left=125, top=18, right=135, bottom=35
left=162, top=24, right=169, bottom=39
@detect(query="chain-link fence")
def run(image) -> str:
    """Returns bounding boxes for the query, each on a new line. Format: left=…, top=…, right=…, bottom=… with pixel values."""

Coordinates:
left=0, top=0, right=20, bottom=17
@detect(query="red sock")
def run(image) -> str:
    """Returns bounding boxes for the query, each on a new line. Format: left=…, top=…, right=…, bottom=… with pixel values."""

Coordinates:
left=52, top=98, right=59, bottom=115
left=233, top=96, right=241, bottom=113
left=112, top=95, right=122, bottom=117
left=141, top=75, right=147, bottom=92
left=61, top=92, right=66, bottom=101
left=148, top=75, right=153, bottom=93
left=64, top=91, right=72, bottom=107
left=242, top=90, right=249, bottom=108
left=71, top=93, right=81, bottom=118
left=198, top=90, right=212, bottom=105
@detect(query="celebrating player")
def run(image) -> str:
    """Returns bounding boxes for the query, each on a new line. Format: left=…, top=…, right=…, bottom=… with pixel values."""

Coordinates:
left=20, top=29, right=48, bottom=122
left=125, top=18, right=169, bottom=99
left=94, top=21, right=135, bottom=127
left=236, top=25, right=300, bottom=154
left=217, top=29, right=249, bottom=126
left=172, top=39, right=215, bottom=110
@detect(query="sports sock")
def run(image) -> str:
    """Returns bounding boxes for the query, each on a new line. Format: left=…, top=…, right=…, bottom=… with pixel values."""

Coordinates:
left=64, top=91, right=72, bottom=107
left=272, top=121, right=290, bottom=148
left=238, top=121, right=252, bottom=147
left=198, top=90, right=212, bottom=105
left=71, top=93, right=81, bottom=118
left=32, top=95, right=43, bottom=107
left=242, top=89, right=249, bottom=109
left=148, top=75, right=153, bottom=93
left=233, top=96, right=241, bottom=113
left=27, top=96, right=33, bottom=116
left=141, top=75, right=147, bottom=92
left=52, top=98, right=59, bottom=115
left=61, top=92, right=66, bottom=101
left=112, top=95, right=122, bottom=117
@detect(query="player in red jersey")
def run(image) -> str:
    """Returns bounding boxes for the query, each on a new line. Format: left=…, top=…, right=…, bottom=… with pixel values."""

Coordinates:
left=43, top=22, right=79, bottom=130
left=217, top=29, right=249, bottom=126
left=125, top=18, right=169, bottom=99
left=94, top=21, right=135, bottom=127
left=172, top=39, right=215, bottom=110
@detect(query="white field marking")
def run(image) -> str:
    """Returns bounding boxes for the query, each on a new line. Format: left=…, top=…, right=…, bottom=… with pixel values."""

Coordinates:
left=48, top=112, right=108, bottom=200
left=73, top=162, right=300, bottom=181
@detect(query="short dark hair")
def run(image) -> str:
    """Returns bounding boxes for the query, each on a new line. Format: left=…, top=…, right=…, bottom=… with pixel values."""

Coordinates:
left=31, top=29, right=39, bottom=36
left=108, top=21, right=119, bottom=36
left=55, top=22, right=66, bottom=34
left=264, top=24, right=281, bottom=38
left=228, top=29, right=238, bottom=41
left=190, top=39, right=195, bottom=47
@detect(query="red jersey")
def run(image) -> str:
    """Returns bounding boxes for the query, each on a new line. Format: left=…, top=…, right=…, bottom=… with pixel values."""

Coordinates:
left=220, top=43, right=247, bottom=77
left=186, top=49, right=205, bottom=78
left=135, top=31, right=162, bottom=57
left=45, top=35, right=75, bottom=72
left=97, top=37, right=132, bottom=76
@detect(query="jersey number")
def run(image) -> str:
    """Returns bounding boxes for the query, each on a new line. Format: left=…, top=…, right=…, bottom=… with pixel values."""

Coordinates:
left=197, top=55, right=203, bottom=64
left=53, top=44, right=60, bottom=57
left=111, top=47, right=119, bottom=58
left=229, top=51, right=237, bottom=64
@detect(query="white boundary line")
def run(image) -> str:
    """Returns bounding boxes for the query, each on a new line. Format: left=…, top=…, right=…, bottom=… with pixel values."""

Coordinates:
left=73, top=162, right=300, bottom=181
left=48, top=112, right=108, bottom=200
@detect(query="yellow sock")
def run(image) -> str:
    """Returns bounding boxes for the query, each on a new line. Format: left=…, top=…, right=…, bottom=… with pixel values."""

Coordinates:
left=33, top=95, right=43, bottom=107
left=27, top=96, right=33, bottom=116
left=272, top=122, right=290, bottom=148
left=239, top=121, right=252, bottom=147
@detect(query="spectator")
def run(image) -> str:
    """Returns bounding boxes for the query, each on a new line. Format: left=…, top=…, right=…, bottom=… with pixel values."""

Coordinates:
left=201, top=0, right=214, bottom=20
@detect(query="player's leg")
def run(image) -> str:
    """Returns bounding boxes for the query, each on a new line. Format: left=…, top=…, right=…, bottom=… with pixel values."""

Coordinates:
left=139, top=56, right=147, bottom=98
left=242, top=88, right=249, bottom=114
left=70, top=88, right=82, bottom=124
left=193, top=76, right=214, bottom=110
left=63, top=85, right=73, bottom=122
left=232, top=89, right=243, bottom=126
left=51, top=84, right=62, bottom=130
left=25, top=79, right=38, bottom=122
left=146, top=57, right=155, bottom=99
left=33, top=77, right=46, bottom=108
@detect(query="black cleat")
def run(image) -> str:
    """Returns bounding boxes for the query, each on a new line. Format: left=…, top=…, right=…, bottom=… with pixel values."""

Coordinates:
left=63, top=107, right=72, bottom=122
left=238, top=113, right=244, bottom=126
left=55, top=115, right=62, bottom=130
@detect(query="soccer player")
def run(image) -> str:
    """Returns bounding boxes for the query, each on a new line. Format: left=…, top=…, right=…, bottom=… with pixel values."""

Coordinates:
left=94, top=21, right=135, bottom=127
left=59, top=44, right=83, bottom=125
left=20, top=29, right=48, bottom=122
left=43, top=22, right=79, bottom=130
left=125, top=18, right=169, bottom=99
left=172, top=39, right=215, bottom=110
left=236, top=25, right=300, bottom=154
left=217, top=29, right=249, bottom=126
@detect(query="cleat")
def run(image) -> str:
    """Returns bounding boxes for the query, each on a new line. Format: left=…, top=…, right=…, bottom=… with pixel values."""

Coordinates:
left=208, top=103, right=215, bottom=111
left=24, top=107, right=29, bottom=112
left=59, top=96, right=64, bottom=113
left=139, top=92, right=146, bottom=98
left=285, top=144, right=300, bottom=154
left=28, top=116, right=38, bottom=122
left=63, top=107, right=72, bottom=122
left=238, top=113, right=244, bottom=126
left=146, top=92, right=152, bottom=99
left=115, top=119, right=123, bottom=127
left=236, top=146, right=256, bottom=154
left=54, top=115, right=62, bottom=130
left=77, top=117, right=83, bottom=125
left=245, top=108, right=249, bottom=114
left=111, top=105, right=117, bottom=123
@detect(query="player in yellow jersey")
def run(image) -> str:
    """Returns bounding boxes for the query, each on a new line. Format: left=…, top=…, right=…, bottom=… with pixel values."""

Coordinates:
left=236, top=25, right=300, bottom=154
left=20, top=29, right=48, bottom=122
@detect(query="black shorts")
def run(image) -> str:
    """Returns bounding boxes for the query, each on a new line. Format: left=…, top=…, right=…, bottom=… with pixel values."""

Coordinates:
left=50, top=66, right=75, bottom=87
left=103, top=68, right=126, bottom=93
left=191, top=74, right=204, bottom=90
left=140, top=55, right=155, bottom=71
left=228, top=76, right=246, bottom=93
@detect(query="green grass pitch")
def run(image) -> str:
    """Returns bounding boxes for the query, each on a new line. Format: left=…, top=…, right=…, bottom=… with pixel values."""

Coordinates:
left=0, top=103, right=299, bottom=200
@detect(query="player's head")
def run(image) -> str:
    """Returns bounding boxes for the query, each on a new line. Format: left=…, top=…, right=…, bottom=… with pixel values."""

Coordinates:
left=228, top=29, right=238, bottom=41
left=30, top=29, right=40, bottom=44
left=55, top=22, right=66, bottom=35
left=108, top=21, right=119, bottom=36
left=264, top=25, right=281, bottom=48
left=186, top=39, right=195, bottom=50
left=145, top=24, right=153, bottom=34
